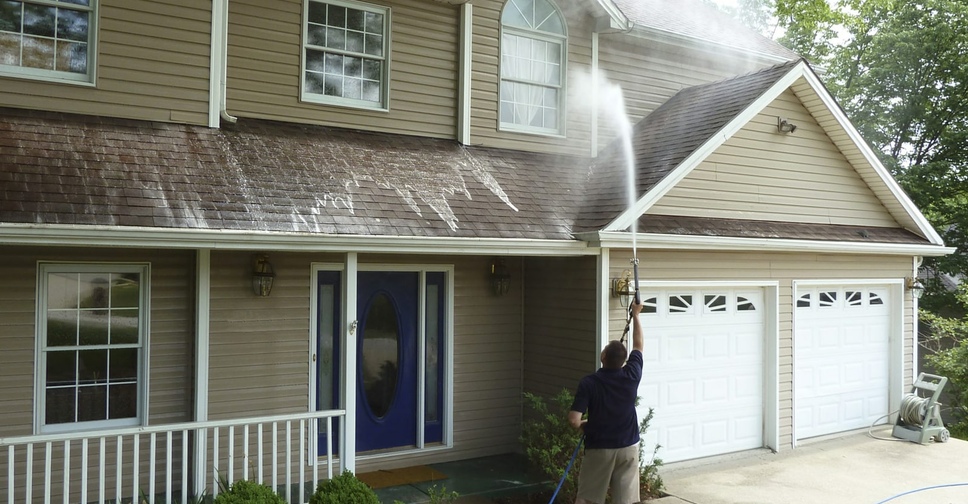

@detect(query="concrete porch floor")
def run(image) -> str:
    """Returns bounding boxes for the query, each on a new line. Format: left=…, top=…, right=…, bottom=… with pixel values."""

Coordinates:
left=656, top=427, right=968, bottom=504
left=372, top=453, right=551, bottom=504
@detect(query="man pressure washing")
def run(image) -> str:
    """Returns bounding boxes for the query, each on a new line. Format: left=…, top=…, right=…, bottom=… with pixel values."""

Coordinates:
left=568, top=298, right=644, bottom=504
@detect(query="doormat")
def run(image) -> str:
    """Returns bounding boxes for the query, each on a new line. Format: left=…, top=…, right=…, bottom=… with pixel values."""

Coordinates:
left=357, top=465, right=448, bottom=489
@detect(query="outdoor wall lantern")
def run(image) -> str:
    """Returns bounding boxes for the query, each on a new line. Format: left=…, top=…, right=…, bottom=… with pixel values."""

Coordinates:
left=777, top=117, right=798, bottom=134
left=611, top=269, right=636, bottom=307
left=252, top=254, right=276, bottom=297
left=906, top=277, right=925, bottom=299
left=490, top=258, right=511, bottom=296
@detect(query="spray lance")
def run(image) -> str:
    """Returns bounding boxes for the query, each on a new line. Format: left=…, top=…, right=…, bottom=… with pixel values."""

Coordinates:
left=621, top=256, right=641, bottom=346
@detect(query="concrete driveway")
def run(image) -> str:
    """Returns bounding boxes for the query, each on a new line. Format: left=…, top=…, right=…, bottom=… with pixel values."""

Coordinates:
left=656, top=427, right=968, bottom=504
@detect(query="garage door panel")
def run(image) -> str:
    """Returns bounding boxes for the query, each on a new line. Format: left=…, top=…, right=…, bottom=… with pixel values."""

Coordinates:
left=795, top=285, right=891, bottom=440
left=639, top=288, right=765, bottom=463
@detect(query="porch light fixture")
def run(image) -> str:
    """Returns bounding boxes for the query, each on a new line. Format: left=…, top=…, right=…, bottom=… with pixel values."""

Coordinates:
left=490, top=258, right=511, bottom=296
left=252, top=254, right=275, bottom=297
left=611, top=269, right=636, bottom=307
left=906, top=277, right=925, bottom=299
left=777, top=117, right=798, bottom=134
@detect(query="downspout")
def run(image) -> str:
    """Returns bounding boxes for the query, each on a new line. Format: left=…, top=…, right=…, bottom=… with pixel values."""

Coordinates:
left=457, top=3, right=473, bottom=145
left=912, top=255, right=922, bottom=382
left=210, top=0, right=237, bottom=126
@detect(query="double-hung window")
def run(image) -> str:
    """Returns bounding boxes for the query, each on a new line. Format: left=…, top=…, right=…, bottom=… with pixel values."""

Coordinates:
left=0, top=0, right=97, bottom=84
left=500, top=0, right=566, bottom=135
left=302, top=0, right=389, bottom=110
left=36, top=264, right=149, bottom=433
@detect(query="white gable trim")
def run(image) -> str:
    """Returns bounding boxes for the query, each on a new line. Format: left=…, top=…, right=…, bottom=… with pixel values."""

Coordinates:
left=605, top=61, right=808, bottom=233
left=586, top=231, right=954, bottom=257
left=605, top=61, right=945, bottom=248
left=594, top=0, right=630, bottom=31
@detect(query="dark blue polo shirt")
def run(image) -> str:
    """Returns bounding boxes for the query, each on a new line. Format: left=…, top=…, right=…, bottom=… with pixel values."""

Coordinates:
left=570, top=349, right=643, bottom=449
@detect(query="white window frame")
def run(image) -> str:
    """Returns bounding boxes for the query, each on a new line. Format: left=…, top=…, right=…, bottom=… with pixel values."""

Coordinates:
left=0, top=0, right=98, bottom=85
left=498, top=0, right=567, bottom=136
left=34, top=263, right=150, bottom=434
left=300, top=0, right=391, bottom=111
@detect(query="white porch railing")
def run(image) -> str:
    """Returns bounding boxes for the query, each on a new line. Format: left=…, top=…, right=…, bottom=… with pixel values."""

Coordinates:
left=0, top=410, right=346, bottom=504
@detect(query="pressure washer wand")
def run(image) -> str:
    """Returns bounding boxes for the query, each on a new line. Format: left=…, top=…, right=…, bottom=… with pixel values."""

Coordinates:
left=631, top=256, right=641, bottom=305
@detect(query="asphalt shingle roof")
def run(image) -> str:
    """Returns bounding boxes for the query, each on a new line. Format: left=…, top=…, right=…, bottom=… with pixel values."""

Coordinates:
left=0, top=108, right=587, bottom=240
left=576, top=60, right=802, bottom=232
left=641, top=215, right=929, bottom=244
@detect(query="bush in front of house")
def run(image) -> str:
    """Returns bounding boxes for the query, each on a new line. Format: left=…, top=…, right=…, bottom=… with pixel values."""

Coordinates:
left=309, top=470, right=380, bottom=504
left=213, top=479, right=286, bottom=504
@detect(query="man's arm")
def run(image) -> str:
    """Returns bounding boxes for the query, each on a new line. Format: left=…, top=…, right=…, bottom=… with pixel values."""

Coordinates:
left=631, top=298, right=644, bottom=353
left=567, top=410, right=586, bottom=431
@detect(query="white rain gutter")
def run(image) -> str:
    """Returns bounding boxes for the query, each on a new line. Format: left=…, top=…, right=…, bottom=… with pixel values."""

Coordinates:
left=209, top=0, right=236, bottom=127
left=0, top=224, right=598, bottom=256
left=587, top=231, right=955, bottom=257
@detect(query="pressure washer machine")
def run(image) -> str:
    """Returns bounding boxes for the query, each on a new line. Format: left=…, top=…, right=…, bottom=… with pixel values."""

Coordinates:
left=892, top=373, right=950, bottom=444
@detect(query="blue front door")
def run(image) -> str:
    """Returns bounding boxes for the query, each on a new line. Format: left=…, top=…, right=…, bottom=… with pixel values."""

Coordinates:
left=356, top=271, right=418, bottom=452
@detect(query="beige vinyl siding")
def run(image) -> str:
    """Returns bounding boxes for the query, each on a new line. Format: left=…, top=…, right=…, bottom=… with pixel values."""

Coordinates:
left=0, top=0, right=212, bottom=125
left=648, top=90, right=899, bottom=227
left=206, top=253, right=524, bottom=472
left=0, top=246, right=194, bottom=502
left=468, top=0, right=594, bottom=155
left=522, top=256, right=597, bottom=398
left=608, top=248, right=914, bottom=451
left=595, top=34, right=782, bottom=153
left=227, top=0, right=459, bottom=138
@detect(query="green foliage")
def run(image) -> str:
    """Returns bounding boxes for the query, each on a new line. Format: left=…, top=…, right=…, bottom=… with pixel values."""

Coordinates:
left=309, top=470, right=379, bottom=504
left=637, top=408, right=664, bottom=499
left=213, top=479, right=286, bottom=504
left=427, top=485, right=460, bottom=504
left=521, top=390, right=583, bottom=502
left=920, top=307, right=968, bottom=439
left=520, top=390, right=664, bottom=502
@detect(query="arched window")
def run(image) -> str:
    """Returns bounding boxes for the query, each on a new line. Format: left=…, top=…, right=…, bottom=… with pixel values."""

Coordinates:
left=500, top=0, right=566, bottom=135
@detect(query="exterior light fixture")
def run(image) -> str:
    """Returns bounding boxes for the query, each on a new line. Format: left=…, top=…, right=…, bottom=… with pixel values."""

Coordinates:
left=490, top=258, right=511, bottom=296
left=777, top=117, right=797, bottom=134
left=611, top=269, right=636, bottom=307
left=906, top=277, right=925, bottom=300
left=252, top=254, right=275, bottom=297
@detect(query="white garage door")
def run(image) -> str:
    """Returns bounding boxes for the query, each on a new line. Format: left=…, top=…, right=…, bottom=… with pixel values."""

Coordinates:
left=795, top=286, right=891, bottom=440
left=638, top=289, right=765, bottom=463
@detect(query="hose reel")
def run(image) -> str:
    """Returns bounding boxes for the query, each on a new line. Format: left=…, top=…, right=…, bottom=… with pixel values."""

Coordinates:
left=892, top=373, right=950, bottom=444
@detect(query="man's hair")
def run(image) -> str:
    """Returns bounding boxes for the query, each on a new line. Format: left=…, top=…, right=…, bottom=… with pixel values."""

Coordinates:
left=602, top=340, right=628, bottom=369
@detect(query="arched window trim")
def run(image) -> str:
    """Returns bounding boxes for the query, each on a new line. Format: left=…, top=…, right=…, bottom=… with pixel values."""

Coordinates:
left=498, top=0, right=568, bottom=136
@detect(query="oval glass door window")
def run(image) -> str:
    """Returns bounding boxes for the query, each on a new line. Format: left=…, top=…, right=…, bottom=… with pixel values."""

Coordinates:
left=362, top=293, right=400, bottom=418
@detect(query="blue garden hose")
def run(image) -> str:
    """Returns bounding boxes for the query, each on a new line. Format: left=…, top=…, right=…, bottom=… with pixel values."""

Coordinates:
left=548, top=435, right=585, bottom=504
left=874, top=482, right=968, bottom=503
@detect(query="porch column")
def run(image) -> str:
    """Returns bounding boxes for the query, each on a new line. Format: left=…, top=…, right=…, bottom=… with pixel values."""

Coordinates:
left=597, top=249, right=610, bottom=367
left=341, top=253, right=358, bottom=473
left=194, top=249, right=211, bottom=492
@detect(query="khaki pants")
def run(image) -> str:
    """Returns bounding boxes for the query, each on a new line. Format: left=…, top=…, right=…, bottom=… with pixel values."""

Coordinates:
left=576, top=444, right=640, bottom=504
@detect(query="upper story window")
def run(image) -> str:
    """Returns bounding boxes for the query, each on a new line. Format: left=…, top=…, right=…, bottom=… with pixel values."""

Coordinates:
left=36, top=264, right=149, bottom=433
left=500, top=0, right=566, bottom=135
left=0, top=0, right=96, bottom=84
left=302, top=0, right=389, bottom=110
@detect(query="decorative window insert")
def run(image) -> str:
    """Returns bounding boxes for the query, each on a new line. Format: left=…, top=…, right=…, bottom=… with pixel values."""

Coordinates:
left=818, top=291, right=837, bottom=307
left=797, top=293, right=811, bottom=308
left=0, top=0, right=96, bottom=83
left=302, top=0, right=389, bottom=109
left=499, top=0, right=566, bottom=135
left=704, top=294, right=727, bottom=313
left=641, top=296, right=658, bottom=314
left=36, top=264, right=148, bottom=433
left=668, top=294, right=693, bottom=314
left=869, top=292, right=884, bottom=305
left=736, top=296, right=756, bottom=311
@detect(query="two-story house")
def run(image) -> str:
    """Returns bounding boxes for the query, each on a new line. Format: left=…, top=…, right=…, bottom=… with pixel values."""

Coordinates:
left=0, top=0, right=952, bottom=501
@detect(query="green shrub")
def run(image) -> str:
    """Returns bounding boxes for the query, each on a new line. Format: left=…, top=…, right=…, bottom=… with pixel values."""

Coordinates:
left=637, top=408, right=664, bottom=499
left=309, top=470, right=379, bottom=504
left=521, top=389, right=583, bottom=502
left=213, top=479, right=286, bottom=504
left=920, top=308, right=968, bottom=439
left=427, top=484, right=460, bottom=504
